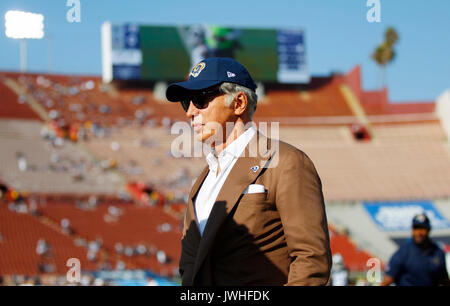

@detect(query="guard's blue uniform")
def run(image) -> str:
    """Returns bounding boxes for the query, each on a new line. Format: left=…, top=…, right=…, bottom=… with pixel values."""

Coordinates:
left=385, top=239, right=448, bottom=286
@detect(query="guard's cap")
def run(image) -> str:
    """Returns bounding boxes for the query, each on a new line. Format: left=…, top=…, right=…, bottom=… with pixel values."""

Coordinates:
left=412, top=213, right=431, bottom=230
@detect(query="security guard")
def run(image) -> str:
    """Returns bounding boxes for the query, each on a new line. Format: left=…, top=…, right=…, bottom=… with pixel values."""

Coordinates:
left=381, top=213, right=450, bottom=286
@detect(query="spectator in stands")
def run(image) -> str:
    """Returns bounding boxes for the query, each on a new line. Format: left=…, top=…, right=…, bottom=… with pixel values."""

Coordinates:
left=20, top=276, right=35, bottom=286
left=350, top=124, right=370, bottom=141
left=35, top=238, right=56, bottom=274
left=93, top=278, right=105, bottom=286
left=98, top=250, right=112, bottom=270
left=381, top=213, right=450, bottom=286
left=88, top=195, right=98, bottom=209
left=157, top=223, right=172, bottom=233
left=74, top=237, right=87, bottom=247
left=146, top=277, right=158, bottom=286
left=330, top=253, right=349, bottom=286
left=28, top=197, right=40, bottom=216
left=16, top=151, right=28, bottom=172
left=38, top=258, right=56, bottom=274
left=108, top=205, right=121, bottom=217
left=36, top=239, right=49, bottom=257
left=80, top=274, right=93, bottom=286
left=147, top=244, right=158, bottom=256
left=124, top=246, right=134, bottom=257
left=355, top=277, right=371, bottom=286
left=115, top=242, right=124, bottom=254
left=136, top=244, right=147, bottom=255
left=156, top=250, right=167, bottom=264
left=8, top=199, right=27, bottom=214
left=13, top=275, right=25, bottom=285
left=0, top=183, right=7, bottom=202
left=87, top=249, right=98, bottom=262
left=61, top=218, right=72, bottom=235
left=115, top=260, right=126, bottom=271
left=104, top=205, right=121, bottom=223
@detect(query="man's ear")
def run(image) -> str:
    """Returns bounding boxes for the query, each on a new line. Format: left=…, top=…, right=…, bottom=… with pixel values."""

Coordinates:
left=233, top=92, right=248, bottom=116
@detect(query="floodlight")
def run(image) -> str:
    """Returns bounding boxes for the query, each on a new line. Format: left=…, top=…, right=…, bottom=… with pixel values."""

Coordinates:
left=5, top=10, right=44, bottom=39
left=4, top=10, right=45, bottom=72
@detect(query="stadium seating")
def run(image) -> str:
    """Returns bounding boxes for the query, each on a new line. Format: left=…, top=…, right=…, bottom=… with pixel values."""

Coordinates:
left=0, top=203, right=100, bottom=275
left=1, top=65, right=448, bottom=283
left=0, top=119, right=125, bottom=195
left=0, top=75, right=41, bottom=120
left=80, top=124, right=205, bottom=197
left=0, top=72, right=188, bottom=126
left=38, top=198, right=182, bottom=277
left=285, top=122, right=450, bottom=201
left=328, top=225, right=378, bottom=272
left=325, top=201, right=399, bottom=262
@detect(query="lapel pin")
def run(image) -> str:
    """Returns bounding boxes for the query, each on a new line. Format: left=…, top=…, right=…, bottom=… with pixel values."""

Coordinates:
left=250, top=166, right=259, bottom=172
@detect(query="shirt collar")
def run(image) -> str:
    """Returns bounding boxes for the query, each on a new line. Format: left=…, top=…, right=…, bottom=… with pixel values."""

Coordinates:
left=205, top=126, right=257, bottom=172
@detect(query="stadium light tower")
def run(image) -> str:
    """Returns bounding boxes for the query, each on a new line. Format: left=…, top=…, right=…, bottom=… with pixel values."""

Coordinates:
left=5, top=10, right=45, bottom=72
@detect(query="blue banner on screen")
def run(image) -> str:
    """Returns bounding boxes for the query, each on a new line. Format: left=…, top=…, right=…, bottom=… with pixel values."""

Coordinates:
left=111, top=24, right=142, bottom=80
left=276, top=29, right=309, bottom=83
left=363, top=201, right=450, bottom=231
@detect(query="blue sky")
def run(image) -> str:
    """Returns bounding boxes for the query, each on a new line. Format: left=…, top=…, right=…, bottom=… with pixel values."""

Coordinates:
left=0, top=0, right=448, bottom=102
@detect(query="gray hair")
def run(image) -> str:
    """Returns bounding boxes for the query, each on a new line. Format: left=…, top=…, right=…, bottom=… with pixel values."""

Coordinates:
left=220, top=82, right=258, bottom=119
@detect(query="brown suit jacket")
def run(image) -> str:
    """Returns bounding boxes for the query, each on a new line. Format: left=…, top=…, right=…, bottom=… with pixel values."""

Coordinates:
left=179, top=131, right=332, bottom=286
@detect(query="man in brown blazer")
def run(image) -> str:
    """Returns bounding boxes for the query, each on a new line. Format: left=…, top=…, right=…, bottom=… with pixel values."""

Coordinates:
left=166, top=57, right=332, bottom=286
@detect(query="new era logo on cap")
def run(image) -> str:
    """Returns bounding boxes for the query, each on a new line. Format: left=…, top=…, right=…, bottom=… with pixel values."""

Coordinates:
left=227, top=71, right=236, bottom=78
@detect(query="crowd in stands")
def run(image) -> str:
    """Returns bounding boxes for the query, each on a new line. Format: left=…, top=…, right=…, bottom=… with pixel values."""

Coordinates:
left=0, top=273, right=161, bottom=286
left=4, top=68, right=438, bottom=286
left=0, top=182, right=38, bottom=215
left=114, top=242, right=169, bottom=265
left=0, top=183, right=181, bottom=285
left=13, top=73, right=172, bottom=130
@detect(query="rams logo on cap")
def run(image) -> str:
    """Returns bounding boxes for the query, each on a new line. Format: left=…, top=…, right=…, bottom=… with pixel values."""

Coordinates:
left=250, top=166, right=259, bottom=172
left=416, top=214, right=426, bottom=222
left=190, top=62, right=206, bottom=78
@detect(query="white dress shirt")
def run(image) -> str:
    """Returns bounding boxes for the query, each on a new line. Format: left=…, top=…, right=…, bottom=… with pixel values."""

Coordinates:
left=194, top=126, right=257, bottom=236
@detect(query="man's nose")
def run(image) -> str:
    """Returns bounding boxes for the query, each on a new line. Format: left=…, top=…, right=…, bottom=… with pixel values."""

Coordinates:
left=185, top=101, right=199, bottom=118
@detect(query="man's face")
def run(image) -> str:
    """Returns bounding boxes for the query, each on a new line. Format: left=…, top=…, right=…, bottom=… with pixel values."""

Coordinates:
left=185, top=90, right=235, bottom=144
left=412, top=227, right=429, bottom=245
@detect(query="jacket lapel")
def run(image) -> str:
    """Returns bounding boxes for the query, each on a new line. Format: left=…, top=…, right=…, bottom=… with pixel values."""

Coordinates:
left=186, top=165, right=210, bottom=238
left=191, top=132, right=275, bottom=283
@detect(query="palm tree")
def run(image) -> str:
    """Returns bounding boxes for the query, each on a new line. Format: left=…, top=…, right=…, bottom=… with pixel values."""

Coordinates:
left=385, top=27, right=399, bottom=46
left=372, top=27, right=399, bottom=88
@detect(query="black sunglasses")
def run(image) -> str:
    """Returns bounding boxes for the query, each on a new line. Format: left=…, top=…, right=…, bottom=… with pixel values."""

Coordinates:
left=180, top=88, right=223, bottom=112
